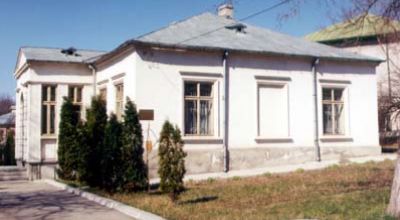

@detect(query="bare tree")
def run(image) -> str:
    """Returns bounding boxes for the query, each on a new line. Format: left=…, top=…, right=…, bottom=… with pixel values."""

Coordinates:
left=0, top=94, right=14, bottom=116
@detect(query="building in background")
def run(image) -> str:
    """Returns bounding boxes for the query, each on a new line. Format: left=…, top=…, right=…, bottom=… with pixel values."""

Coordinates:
left=305, top=14, right=400, bottom=133
left=14, top=4, right=382, bottom=180
left=0, top=106, right=15, bottom=144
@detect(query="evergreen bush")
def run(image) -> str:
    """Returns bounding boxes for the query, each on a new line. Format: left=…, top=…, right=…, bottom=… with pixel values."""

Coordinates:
left=81, top=96, right=107, bottom=187
left=158, top=121, right=186, bottom=202
left=121, top=98, right=147, bottom=191
left=102, top=114, right=123, bottom=191
left=3, top=130, right=15, bottom=165
left=57, top=97, right=80, bottom=180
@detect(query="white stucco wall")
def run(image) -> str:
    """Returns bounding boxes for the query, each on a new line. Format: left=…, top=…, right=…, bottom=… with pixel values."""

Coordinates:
left=101, top=48, right=379, bottom=151
left=96, top=47, right=137, bottom=115
left=15, top=61, right=94, bottom=163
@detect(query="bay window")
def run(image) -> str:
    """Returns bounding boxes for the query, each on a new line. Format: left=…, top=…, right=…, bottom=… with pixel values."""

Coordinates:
left=184, top=81, right=213, bottom=136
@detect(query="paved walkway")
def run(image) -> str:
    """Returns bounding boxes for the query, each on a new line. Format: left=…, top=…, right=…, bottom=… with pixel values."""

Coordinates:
left=0, top=181, right=134, bottom=220
left=150, top=153, right=398, bottom=184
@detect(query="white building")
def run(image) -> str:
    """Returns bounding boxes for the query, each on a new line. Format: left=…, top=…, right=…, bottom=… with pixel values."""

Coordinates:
left=305, top=14, right=400, bottom=132
left=15, top=6, right=382, bottom=180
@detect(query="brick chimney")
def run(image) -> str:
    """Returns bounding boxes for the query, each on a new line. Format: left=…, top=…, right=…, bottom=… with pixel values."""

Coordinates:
left=218, top=3, right=234, bottom=19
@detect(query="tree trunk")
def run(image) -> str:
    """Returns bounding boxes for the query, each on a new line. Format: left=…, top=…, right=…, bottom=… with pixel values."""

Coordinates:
left=388, top=150, right=400, bottom=217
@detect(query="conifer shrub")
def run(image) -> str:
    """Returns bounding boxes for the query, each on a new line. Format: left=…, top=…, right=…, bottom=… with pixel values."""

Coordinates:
left=3, top=130, right=15, bottom=165
left=102, top=114, right=123, bottom=191
left=121, top=98, right=148, bottom=191
left=81, top=96, right=107, bottom=187
left=57, top=97, right=80, bottom=180
left=158, top=121, right=186, bottom=202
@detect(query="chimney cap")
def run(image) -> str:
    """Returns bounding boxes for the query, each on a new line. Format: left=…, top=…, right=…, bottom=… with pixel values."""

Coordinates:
left=218, top=3, right=234, bottom=19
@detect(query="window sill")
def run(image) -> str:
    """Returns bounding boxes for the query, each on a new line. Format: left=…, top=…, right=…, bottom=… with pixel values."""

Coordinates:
left=255, top=137, right=293, bottom=143
left=320, top=136, right=353, bottom=142
left=41, top=135, right=57, bottom=140
left=183, top=136, right=223, bottom=144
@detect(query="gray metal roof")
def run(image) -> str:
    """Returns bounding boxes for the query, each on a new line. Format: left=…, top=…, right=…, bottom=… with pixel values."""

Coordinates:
left=136, top=12, right=382, bottom=62
left=0, top=112, right=14, bottom=126
left=21, top=47, right=106, bottom=64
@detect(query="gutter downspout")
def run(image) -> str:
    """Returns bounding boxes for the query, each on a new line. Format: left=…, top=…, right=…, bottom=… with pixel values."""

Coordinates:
left=223, top=50, right=230, bottom=172
left=88, top=64, right=97, bottom=96
left=312, top=58, right=321, bottom=162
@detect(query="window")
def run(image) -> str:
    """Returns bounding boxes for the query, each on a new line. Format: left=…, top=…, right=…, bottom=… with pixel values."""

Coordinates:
left=42, top=85, right=57, bottom=135
left=115, top=84, right=124, bottom=120
left=68, top=86, right=83, bottom=118
left=322, top=88, right=345, bottom=135
left=258, top=84, right=289, bottom=138
left=99, top=88, right=107, bottom=102
left=184, top=81, right=213, bottom=136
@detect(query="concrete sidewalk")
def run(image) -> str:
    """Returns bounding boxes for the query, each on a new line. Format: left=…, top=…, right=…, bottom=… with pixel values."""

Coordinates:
left=150, top=153, right=397, bottom=184
left=0, top=181, right=134, bottom=220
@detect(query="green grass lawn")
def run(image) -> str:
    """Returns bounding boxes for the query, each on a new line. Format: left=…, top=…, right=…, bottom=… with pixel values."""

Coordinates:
left=97, top=160, right=397, bottom=220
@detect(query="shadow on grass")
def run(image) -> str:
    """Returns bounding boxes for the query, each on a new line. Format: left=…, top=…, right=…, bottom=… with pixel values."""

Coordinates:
left=179, top=196, right=218, bottom=205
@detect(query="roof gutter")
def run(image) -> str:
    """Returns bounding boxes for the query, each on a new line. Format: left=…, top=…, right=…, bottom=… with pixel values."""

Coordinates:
left=312, top=58, right=321, bottom=162
left=88, top=64, right=97, bottom=96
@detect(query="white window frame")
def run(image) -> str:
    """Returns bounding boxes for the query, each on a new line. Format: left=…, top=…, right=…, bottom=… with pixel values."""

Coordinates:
left=115, top=83, right=124, bottom=121
left=183, top=81, right=215, bottom=136
left=319, top=79, right=352, bottom=141
left=68, top=86, right=83, bottom=118
left=41, top=85, right=57, bottom=136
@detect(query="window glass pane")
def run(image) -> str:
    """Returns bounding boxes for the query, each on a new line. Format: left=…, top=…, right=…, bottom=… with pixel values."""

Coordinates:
left=184, top=82, right=197, bottom=96
left=199, top=100, right=212, bottom=135
left=322, top=88, right=332, bottom=101
left=50, top=105, right=55, bottom=134
left=334, top=89, right=343, bottom=101
left=68, top=87, right=74, bottom=100
left=100, top=89, right=107, bottom=101
left=323, top=104, right=332, bottom=134
left=41, top=105, right=47, bottom=134
left=42, top=86, right=48, bottom=101
left=184, top=100, right=197, bottom=134
left=50, top=86, right=56, bottom=101
left=334, top=104, right=345, bottom=134
left=72, top=105, right=81, bottom=119
left=77, top=87, right=82, bottom=102
left=200, top=82, right=212, bottom=97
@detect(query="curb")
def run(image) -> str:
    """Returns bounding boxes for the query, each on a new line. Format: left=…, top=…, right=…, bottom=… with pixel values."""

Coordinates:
left=41, top=179, right=165, bottom=220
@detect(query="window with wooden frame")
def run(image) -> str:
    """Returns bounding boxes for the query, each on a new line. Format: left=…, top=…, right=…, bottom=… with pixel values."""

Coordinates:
left=115, top=84, right=124, bottom=120
left=42, top=85, right=57, bottom=135
left=99, top=88, right=107, bottom=102
left=184, top=81, right=213, bottom=136
left=68, top=86, right=83, bottom=118
left=322, top=88, right=345, bottom=135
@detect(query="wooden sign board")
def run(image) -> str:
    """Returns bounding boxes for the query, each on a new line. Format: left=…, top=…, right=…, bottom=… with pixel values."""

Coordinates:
left=139, top=109, right=154, bottom=121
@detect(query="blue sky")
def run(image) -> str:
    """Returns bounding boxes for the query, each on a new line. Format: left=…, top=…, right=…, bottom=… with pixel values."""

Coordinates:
left=0, top=0, right=346, bottom=96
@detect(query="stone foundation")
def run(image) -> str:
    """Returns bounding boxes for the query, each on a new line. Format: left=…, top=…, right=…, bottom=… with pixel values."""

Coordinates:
left=26, top=161, right=58, bottom=180
left=147, top=145, right=381, bottom=178
left=22, top=145, right=381, bottom=180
